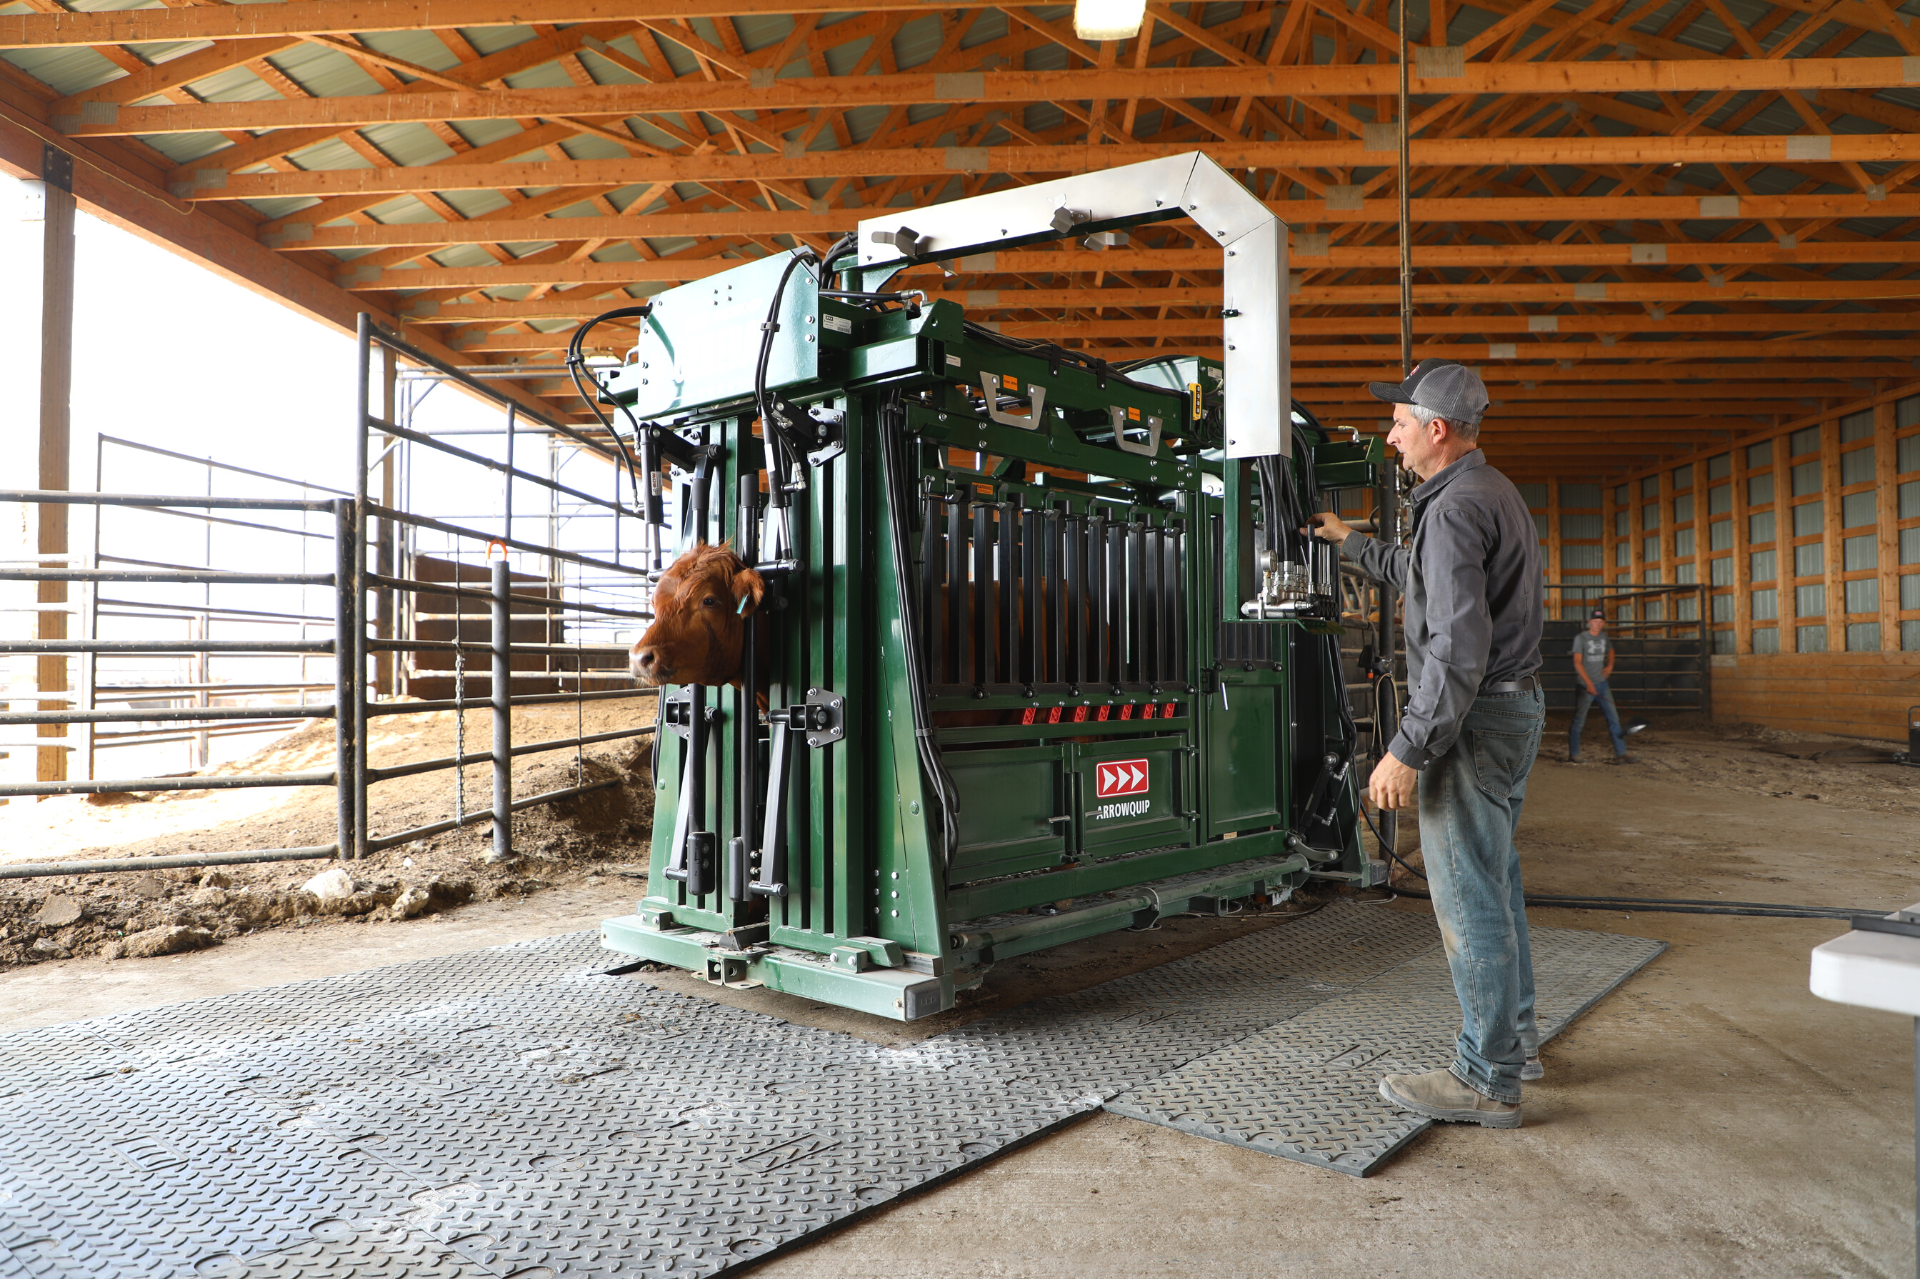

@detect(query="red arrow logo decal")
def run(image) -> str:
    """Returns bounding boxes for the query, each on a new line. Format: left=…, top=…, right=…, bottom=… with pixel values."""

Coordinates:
left=1096, top=758, right=1150, bottom=798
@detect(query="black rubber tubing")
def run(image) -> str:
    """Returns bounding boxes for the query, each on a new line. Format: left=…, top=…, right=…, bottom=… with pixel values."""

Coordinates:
left=1386, top=886, right=1872, bottom=920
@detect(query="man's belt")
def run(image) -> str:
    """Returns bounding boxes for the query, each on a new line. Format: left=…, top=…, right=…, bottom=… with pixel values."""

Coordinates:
left=1482, top=675, right=1539, bottom=695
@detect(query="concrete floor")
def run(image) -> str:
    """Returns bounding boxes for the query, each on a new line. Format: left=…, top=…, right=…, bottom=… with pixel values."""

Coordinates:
left=2, top=728, right=1914, bottom=1277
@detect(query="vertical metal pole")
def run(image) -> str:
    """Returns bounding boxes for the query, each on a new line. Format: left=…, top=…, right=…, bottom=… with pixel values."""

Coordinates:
left=352, top=315, right=372, bottom=859
left=503, top=403, right=516, bottom=542
left=490, top=556, right=512, bottom=863
left=85, top=436, right=102, bottom=782
left=731, top=474, right=758, bottom=903
left=1397, top=0, right=1413, bottom=377
left=333, top=499, right=355, bottom=861
left=374, top=345, right=397, bottom=697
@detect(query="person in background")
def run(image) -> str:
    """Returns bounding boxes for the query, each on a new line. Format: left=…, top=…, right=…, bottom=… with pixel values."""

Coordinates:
left=1569, top=609, right=1630, bottom=764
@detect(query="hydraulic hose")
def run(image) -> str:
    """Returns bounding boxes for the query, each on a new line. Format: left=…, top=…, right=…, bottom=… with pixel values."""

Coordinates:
left=752, top=249, right=822, bottom=508
left=878, top=391, right=961, bottom=864
left=565, top=303, right=653, bottom=525
left=1387, top=885, right=1879, bottom=920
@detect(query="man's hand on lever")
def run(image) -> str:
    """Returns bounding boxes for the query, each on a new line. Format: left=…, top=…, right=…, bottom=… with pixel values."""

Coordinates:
left=1302, top=512, right=1355, bottom=544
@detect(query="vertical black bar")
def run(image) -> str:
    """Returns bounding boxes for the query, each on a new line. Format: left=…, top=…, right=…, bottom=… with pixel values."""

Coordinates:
left=1064, top=513, right=1085, bottom=689
left=1127, top=520, right=1148, bottom=685
left=350, top=319, right=371, bottom=861
left=1144, top=524, right=1164, bottom=685
left=732, top=475, right=759, bottom=904
left=999, top=497, right=1020, bottom=684
left=947, top=495, right=969, bottom=686
left=920, top=493, right=943, bottom=682
left=1104, top=519, right=1124, bottom=687
left=1171, top=522, right=1188, bottom=687
left=333, top=499, right=355, bottom=861
left=1022, top=506, right=1042, bottom=687
left=972, top=503, right=994, bottom=688
left=687, top=683, right=709, bottom=899
left=490, top=557, right=512, bottom=864
left=1086, top=513, right=1105, bottom=688
left=1045, top=511, right=1065, bottom=687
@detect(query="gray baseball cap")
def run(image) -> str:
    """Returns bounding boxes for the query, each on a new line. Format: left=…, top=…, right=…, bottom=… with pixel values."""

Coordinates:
left=1367, top=359, right=1490, bottom=427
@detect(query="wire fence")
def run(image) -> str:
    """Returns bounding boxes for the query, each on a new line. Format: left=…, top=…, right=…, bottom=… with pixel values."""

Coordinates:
left=0, top=318, right=663, bottom=880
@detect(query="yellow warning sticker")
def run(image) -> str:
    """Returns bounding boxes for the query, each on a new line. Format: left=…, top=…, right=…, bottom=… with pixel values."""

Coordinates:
left=1188, top=382, right=1202, bottom=421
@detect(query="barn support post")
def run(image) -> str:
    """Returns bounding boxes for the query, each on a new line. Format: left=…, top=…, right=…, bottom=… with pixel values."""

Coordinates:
left=489, top=556, right=513, bottom=864
left=30, top=143, right=76, bottom=788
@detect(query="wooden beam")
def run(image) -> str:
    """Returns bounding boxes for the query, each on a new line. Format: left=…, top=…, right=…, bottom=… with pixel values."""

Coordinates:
left=140, top=123, right=1920, bottom=182
left=446, top=306, right=1920, bottom=344
left=276, top=192, right=1920, bottom=250
left=335, top=246, right=1920, bottom=292
left=286, top=218, right=1920, bottom=275
left=399, top=281, right=1920, bottom=327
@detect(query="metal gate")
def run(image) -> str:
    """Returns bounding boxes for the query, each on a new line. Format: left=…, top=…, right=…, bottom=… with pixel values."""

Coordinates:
left=0, top=320, right=657, bottom=880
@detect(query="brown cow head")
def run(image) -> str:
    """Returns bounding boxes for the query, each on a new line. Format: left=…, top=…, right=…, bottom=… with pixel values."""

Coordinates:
left=630, top=541, right=766, bottom=687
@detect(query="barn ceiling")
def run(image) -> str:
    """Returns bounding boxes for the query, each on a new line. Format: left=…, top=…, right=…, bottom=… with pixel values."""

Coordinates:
left=3, top=0, right=1919, bottom=476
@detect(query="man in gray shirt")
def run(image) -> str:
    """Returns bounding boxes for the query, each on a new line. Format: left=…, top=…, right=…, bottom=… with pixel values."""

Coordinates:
left=1570, top=609, right=1630, bottom=762
left=1306, top=359, right=1545, bottom=1129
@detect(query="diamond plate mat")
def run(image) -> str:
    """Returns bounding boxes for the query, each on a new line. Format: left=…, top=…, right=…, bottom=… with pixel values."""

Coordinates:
left=1104, top=922, right=1667, bottom=1176
left=0, top=905, right=1660, bottom=1276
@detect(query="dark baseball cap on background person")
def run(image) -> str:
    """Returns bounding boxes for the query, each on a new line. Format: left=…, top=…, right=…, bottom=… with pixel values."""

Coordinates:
left=1368, top=359, right=1491, bottom=428
left=1589, top=608, right=1606, bottom=620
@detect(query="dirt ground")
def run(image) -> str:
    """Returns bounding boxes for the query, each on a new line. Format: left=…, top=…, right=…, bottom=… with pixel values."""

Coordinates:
left=0, top=709, right=1915, bottom=1275
left=0, top=698, right=656, bottom=966
left=5, top=706, right=1910, bottom=972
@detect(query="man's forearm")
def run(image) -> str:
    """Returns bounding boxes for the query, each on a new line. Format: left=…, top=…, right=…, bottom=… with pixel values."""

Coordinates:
left=1338, top=531, right=1409, bottom=590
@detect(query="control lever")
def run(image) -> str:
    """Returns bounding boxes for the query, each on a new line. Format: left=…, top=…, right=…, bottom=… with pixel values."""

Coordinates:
left=663, top=684, right=716, bottom=896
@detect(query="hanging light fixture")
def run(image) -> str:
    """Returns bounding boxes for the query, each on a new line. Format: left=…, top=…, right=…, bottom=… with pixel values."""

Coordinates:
left=1073, top=0, right=1146, bottom=41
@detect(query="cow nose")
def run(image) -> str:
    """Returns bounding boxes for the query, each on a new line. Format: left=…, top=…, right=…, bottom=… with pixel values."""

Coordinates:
left=631, top=647, right=660, bottom=681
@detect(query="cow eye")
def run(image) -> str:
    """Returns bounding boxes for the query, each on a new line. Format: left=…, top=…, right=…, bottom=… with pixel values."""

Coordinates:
left=702, top=595, right=720, bottom=607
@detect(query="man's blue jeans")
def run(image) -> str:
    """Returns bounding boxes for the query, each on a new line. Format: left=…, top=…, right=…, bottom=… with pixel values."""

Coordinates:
left=1417, top=683, right=1544, bottom=1105
left=1569, top=678, right=1627, bottom=758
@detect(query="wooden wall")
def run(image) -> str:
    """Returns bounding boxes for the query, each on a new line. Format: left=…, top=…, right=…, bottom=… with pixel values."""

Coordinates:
left=1710, top=651, right=1918, bottom=742
left=1605, top=379, right=1920, bottom=744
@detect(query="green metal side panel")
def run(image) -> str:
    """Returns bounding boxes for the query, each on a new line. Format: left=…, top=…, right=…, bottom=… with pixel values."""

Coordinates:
left=1204, top=680, right=1283, bottom=835
left=945, top=745, right=1069, bottom=881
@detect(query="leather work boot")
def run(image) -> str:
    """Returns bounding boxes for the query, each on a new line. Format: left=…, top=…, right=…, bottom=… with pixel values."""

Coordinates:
left=1378, top=1070, right=1522, bottom=1128
left=1521, top=1057, right=1543, bottom=1081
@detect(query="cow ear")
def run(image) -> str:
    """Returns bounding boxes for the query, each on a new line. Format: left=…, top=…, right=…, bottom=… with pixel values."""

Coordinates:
left=731, top=566, right=766, bottom=618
